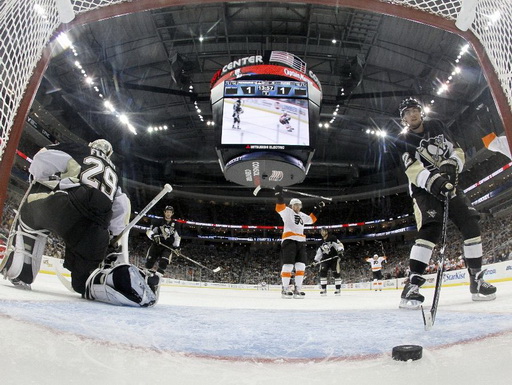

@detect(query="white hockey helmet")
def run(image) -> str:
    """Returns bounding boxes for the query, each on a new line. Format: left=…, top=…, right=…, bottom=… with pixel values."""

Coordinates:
left=373, top=254, right=379, bottom=259
left=89, top=139, right=113, bottom=158
left=289, top=198, right=302, bottom=206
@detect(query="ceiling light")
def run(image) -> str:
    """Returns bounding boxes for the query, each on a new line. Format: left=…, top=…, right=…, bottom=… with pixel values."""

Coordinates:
left=118, top=114, right=129, bottom=124
left=104, top=101, right=115, bottom=112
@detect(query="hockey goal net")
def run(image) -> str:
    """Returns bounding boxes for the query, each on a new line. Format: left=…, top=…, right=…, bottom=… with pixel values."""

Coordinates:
left=0, top=0, right=511, bottom=196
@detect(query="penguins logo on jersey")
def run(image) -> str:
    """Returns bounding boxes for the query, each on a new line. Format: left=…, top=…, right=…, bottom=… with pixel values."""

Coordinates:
left=417, top=134, right=453, bottom=170
left=160, top=224, right=176, bottom=239
left=321, top=243, right=332, bottom=254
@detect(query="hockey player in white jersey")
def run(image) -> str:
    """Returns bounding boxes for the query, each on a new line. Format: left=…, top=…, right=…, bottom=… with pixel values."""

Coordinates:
left=1, top=139, right=157, bottom=307
left=314, top=228, right=344, bottom=296
left=275, top=185, right=323, bottom=298
left=365, top=254, right=387, bottom=291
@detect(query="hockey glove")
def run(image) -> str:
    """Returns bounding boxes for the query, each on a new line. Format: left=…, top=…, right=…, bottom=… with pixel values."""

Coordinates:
left=152, top=234, right=162, bottom=244
left=274, top=185, right=284, bottom=204
left=426, top=172, right=454, bottom=200
left=439, top=158, right=459, bottom=186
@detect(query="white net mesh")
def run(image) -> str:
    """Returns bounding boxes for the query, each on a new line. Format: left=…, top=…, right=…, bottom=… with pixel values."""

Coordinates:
left=0, top=0, right=511, bottom=165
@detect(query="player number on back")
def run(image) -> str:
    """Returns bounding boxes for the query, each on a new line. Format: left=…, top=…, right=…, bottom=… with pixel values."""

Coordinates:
left=80, top=156, right=118, bottom=201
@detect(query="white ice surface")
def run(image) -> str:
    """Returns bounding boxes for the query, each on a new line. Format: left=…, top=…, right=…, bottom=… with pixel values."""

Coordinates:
left=1, top=274, right=511, bottom=385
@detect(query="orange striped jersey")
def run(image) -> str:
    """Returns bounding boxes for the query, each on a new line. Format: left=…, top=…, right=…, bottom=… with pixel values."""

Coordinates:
left=365, top=256, right=387, bottom=271
left=276, top=203, right=317, bottom=242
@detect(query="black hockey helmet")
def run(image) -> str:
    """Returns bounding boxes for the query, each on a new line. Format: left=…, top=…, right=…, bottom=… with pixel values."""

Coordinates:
left=164, top=205, right=174, bottom=212
left=399, top=97, right=424, bottom=119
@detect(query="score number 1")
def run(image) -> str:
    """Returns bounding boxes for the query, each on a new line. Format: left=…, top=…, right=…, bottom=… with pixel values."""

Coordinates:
left=243, top=86, right=256, bottom=95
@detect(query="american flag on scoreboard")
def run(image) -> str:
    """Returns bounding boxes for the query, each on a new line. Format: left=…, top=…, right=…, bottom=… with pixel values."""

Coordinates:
left=270, top=51, right=307, bottom=74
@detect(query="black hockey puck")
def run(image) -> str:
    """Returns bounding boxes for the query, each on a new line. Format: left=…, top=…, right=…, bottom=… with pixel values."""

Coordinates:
left=391, top=345, right=423, bottom=361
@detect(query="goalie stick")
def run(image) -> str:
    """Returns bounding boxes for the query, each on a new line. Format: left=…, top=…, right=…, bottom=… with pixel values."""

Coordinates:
left=253, top=186, right=333, bottom=201
left=421, top=196, right=450, bottom=331
left=110, top=183, right=173, bottom=246
left=159, top=244, right=222, bottom=273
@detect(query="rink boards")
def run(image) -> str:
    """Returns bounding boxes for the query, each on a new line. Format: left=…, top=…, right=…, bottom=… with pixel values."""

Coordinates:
left=37, top=256, right=512, bottom=292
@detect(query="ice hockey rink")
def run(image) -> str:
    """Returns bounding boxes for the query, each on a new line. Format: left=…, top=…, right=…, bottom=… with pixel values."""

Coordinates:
left=0, top=273, right=511, bottom=385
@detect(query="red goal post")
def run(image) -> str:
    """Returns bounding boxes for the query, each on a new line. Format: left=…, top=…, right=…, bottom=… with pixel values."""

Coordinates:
left=1, top=0, right=512, bottom=216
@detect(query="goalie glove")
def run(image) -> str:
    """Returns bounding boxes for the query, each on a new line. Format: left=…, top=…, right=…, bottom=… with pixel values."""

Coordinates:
left=426, top=172, right=454, bottom=200
left=439, top=158, right=459, bottom=186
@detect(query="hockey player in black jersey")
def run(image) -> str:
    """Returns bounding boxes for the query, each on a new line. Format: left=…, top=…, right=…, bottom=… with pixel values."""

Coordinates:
left=144, top=205, right=181, bottom=289
left=395, top=98, right=496, bottom=309
left=313, top=228, right=344, bottom=296
left=1, top=139, right=157, bottom=307
left=232, top=99, right=243, bottom=129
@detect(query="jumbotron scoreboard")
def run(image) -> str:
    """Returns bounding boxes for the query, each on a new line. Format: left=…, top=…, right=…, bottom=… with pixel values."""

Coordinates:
left=210, top=51, right=322, bottom=190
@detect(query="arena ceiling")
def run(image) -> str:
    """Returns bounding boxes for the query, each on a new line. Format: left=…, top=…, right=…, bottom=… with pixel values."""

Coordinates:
left=32, top=2, right=502, bottom=207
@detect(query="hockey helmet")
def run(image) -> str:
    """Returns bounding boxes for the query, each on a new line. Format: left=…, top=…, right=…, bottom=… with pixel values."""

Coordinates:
left=399, top=97, right=424, bottom=119
left=164, top=205, right=174, bottom=212
left=89, top=139, right=113, bottom=158
left=373, top=254, right=379, bottom=259
left=289, top=198, right=302, bottom=206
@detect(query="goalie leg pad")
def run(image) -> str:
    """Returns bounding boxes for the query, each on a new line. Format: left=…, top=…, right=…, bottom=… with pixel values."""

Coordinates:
left=85, top=264, right=157, bottom=307
left=3, top=220, right=48, bottom=285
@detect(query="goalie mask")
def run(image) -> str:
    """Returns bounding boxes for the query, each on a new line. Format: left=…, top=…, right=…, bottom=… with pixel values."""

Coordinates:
left=89, top=139, right=113, bottom=158
left=399, top=97, right=425, bottom=120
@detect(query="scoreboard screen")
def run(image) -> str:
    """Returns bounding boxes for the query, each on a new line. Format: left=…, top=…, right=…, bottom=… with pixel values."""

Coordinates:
left=221, top=97, right=309, bottom=146
left=210, top=51, right=322, bottom=189
left=223, top=80, right=308, bottom=98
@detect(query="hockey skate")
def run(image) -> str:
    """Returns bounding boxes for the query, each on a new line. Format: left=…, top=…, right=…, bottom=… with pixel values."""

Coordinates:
left=8, top=277, right=31, bottom=290
left=399, top=275, right=426, bottom=309
left=469, top=269, right=497, bottom=301
left=320, top=289, right=327, bottom=296
left=334, top=290, right=341, bottom=296
left=281, top=286, right=293, bottom=299
left=293, top=288, right=305, bottom=299
left=145, top=270, right=162, bottom=301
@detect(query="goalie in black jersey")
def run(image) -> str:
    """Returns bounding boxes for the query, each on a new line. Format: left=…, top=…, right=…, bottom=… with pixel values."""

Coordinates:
left=313, top=228, right=344, bottom=296
left=1, top=139, right=157, bottom=307
left=395, top=97, right=496, bottom=309
left=144, top=205, right=181, bottom=285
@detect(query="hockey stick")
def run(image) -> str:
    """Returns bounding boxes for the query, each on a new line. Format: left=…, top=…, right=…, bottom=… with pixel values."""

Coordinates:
left=252, top=186, right=333, bottom=201
left=160, top=244, right=222, bottom=273
left=378, top=240, right=386, bottom=256
left=422, top=196, right=450, bottom=331
left=110, top=183, right=172, bottom=246
left=307, top=254, right=342, bottom=268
